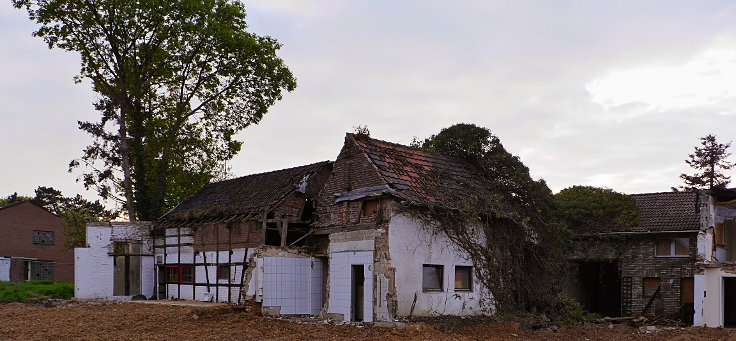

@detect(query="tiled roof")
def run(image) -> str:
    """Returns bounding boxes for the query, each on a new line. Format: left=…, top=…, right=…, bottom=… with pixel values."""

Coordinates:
left=351, top=134, right=486, bottom=206
left=161, top=161, right=332, bottom=220
left=626, top=191, right=700, bottom=232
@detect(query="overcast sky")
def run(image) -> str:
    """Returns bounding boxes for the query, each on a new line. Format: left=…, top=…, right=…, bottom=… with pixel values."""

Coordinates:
left=3, top=1, right=736, bottom=204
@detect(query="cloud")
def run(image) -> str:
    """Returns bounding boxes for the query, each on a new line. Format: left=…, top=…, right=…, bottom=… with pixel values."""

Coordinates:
left=587, top=37, right=736, bottom=116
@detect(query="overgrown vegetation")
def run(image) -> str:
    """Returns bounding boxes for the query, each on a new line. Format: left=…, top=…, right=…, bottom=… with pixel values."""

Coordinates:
left=0, top=281, right=73, bottom=301
left=407, top=123, right=574, bottom=321
left=554, top=186, right=638, bottom=233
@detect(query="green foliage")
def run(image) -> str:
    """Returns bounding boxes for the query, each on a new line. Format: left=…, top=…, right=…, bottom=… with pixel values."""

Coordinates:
left=0, top=281, right=74, bottom=301
left=14, top=0, right=296, bottom=220
left=554, top=186, right=639, bottom=232
left=414, top=123, right=571, bottom=316
left=681, top=134, right=734, bottom=190
left=548, top=294, right=584, bottom=325
left=0, top=193, right=34, bottom=207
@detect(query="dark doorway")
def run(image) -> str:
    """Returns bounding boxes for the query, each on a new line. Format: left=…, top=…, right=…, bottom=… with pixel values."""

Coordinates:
left=577, top=261, right=621, bottom=317
left=724, top=278, right=736, bottom=327
left=351, top=265, right=365, bottom=322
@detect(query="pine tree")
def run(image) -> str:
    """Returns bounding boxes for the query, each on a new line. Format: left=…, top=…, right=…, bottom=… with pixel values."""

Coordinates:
left=680, top=134, right=734, bottom=190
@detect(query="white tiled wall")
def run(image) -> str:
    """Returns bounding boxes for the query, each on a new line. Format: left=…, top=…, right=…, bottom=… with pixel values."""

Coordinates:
left=327, top=250, right=373, bottom=322
left=262, top=257, right=324, bottom=315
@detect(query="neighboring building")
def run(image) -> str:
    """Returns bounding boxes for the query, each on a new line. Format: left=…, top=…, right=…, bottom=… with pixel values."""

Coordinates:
left=74, top=133, right=493, bottom=323
left=567, top=192, right=699, bottom=321
left=0, top=201, right=74, bottom=282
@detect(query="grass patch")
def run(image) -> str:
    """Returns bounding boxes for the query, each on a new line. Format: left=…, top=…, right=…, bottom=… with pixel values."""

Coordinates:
left=0, top=280, right=73, bottom=301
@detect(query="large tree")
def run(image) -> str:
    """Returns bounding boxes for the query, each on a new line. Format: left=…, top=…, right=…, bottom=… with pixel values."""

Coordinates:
left=14, top=0, right=296, bottom=220
left=680, top=134, right=734, bottom=190
left=412, top=123, right=572, bottom=317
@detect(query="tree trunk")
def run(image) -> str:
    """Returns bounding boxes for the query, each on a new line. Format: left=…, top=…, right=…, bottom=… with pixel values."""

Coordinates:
left=117, top=106, right=137, bottom=221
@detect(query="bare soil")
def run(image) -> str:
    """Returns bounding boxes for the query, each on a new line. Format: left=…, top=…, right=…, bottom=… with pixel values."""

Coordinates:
left=0, top=300, right=734, bottom=340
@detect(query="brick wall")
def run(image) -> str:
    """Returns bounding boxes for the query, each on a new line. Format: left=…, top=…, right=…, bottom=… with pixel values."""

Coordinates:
left=191, top=221, right=263, bottom=252
left=0, top=202, right=73, bottom=282
left=316, top=135, right=387, bottom=227
left=571, top=232, right=697, bottom=317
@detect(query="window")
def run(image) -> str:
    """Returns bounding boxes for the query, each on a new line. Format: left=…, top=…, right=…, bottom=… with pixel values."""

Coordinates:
left=165, top=266, right=179, bottom=283
left=362, top=199, right=379, bottom=216
left=643, top=277, right=660, bottom=297
left=454, top=266, right=473, bottom=291
left=30, top=261, right=53, bottom=280
left=32, top=230, right=54, bottom=245
left=422, top=264, right=443, bottom=291
left=181, top=266, right=194, bottom=283
left=217, top=265, right=230, bottom=280
left=655, top=238, right=689, bottom=257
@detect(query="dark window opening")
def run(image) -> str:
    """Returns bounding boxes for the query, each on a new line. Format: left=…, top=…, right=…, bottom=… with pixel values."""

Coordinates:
left=352, top=265, right=365, bottom=322
left=33, top=230, right=54, bottom=245
left=265, top=224, right=281, bottom=246
left=181, top=266, right=194, bottom=283
left=300, top=199, right=315, bottom=221
left=217, top=265, right=230, bottom=281
left=454, top=266, right=472, bottom=291
left=362, top=199, right=379, bottom=217
left=422, top=264, right=444, bottom=291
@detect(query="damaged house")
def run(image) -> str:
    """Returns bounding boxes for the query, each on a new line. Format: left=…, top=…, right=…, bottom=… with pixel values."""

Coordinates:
left=568, top=191, right=698, bottom=321
left=692, top=188, right=736, bottom=327
left=76, top=161, right=333, bottom=303
left=75, top=133, right=493, bottom=322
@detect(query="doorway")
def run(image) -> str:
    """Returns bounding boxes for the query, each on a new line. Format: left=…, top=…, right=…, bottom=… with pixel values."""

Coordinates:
left=577, top=261, right=621, bottom=317
left=724, top=277, right=736, bottom=327
left=351, top=265, right=365, bottom=322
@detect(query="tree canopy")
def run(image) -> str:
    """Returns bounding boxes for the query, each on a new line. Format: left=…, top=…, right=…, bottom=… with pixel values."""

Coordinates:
left=554, top=185, right=639, bottom=233
left=680, top=134, right=733, bottom=190
left=14, top=0, right=297, bottom=220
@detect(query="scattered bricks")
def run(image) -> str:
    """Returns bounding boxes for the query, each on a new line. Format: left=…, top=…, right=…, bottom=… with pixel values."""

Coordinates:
left=262, top=306, right=281, bottom=318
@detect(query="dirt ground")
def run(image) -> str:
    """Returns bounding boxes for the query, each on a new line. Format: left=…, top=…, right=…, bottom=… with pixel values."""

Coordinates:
left=1, top=300, right=735, bottom=341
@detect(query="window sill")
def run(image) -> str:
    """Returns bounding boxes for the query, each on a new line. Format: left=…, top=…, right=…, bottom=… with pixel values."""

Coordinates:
left=422, top=289, right=443, bottom=293
left=454, top=289, right=473, bottom=292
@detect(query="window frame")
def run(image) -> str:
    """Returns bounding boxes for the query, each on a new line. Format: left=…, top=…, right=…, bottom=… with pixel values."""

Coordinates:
left=180, top=265, right=194, bottom=284
left=32, top=230, right=54, bottom=245
left=165, top=266, right=180, bottom=283
left=454, top=266, right=473, bottom=292
left=422, top=264, right=444, bottom=292
left=654, top=237, right=689, bottom=258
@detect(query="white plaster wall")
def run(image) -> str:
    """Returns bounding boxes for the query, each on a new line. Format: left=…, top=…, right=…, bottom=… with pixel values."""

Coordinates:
left=388, top=213, right=491, bottom=317
left=262, top=257, right=324, bottom=315
left=694, top=268, right=736, bottom=327
left=75, top=223, right=154, bottom=299
left=327, top=250, right=373, bottom=322
left=0, top=257, right=11, bottom=282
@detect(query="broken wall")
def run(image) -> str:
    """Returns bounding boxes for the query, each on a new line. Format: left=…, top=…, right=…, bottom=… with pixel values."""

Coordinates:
left=75, top=222, right=154, bottom=299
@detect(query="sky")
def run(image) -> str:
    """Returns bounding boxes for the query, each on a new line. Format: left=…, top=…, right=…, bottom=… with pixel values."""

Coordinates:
left=2, top=1, right=736, bottom=205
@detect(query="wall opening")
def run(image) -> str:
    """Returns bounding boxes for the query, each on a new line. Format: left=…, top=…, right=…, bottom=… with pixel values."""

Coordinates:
left=351, top=265, right=365, bottom=322
left=724, top=277, right=736, bottom=327
left=576, top=261, right=621, bottom=317
left=113, top=242, right=141, bottom=296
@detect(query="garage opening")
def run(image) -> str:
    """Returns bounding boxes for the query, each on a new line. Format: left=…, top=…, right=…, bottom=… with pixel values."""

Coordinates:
left=576, top=261, right=621, bottom=317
